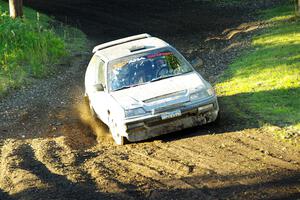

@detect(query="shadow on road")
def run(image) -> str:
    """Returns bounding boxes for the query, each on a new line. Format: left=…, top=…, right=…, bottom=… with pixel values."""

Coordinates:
left=10, top=144, right=115, bottom=200
left=2, top=143, right=299, bottom=200
left=146, top=171, right=300, bottom=199
left=0, top=189, right=15, bottom=200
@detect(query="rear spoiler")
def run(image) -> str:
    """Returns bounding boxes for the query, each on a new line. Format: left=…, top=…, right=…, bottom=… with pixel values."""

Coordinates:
left=92, top=33, right=151, bottom=53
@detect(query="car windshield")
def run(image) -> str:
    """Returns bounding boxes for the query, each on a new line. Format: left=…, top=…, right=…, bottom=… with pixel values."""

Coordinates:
left=108, top=48, right=193, bottom=91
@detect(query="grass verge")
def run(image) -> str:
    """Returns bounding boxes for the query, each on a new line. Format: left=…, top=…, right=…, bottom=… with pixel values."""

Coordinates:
left=0, top=0, right=86, bottom=95
left=215, top=3, right=300, bottom=143
left=208, top=0, right=248, bottom=5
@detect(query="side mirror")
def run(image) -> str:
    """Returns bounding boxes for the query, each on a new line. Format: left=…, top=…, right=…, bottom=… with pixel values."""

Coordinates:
left=93, top=83, right=104, bottom=91
left=190, top=57, right=204, bottom=68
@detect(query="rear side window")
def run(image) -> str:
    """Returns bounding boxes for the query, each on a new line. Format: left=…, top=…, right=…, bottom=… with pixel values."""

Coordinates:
left=98, top=59, right=105, bottom=85
left=86, top=55, right=105, bottom=87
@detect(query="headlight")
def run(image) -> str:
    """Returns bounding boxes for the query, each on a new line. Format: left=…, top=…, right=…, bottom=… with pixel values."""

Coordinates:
left=125, top=108, right=146, bottom=118
left=190, top=88, right=215, bottom=101
left=206, top=87, right=216, bottom=96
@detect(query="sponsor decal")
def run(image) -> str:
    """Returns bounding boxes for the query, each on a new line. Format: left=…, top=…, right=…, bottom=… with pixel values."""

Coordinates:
left=147, top=52, right=172, bottom=59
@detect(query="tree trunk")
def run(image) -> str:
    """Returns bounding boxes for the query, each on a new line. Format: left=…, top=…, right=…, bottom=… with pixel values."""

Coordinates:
left=298, top=0, right=300, bottom=16
left=9, top=0, right=23, bottom=19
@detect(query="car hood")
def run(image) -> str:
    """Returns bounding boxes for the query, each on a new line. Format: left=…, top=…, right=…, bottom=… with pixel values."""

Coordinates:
left=111, top=72, right=206, bottom=110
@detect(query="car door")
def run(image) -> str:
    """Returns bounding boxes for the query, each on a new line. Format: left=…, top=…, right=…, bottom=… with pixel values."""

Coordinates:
left=88, top=55, right=110, bottom=125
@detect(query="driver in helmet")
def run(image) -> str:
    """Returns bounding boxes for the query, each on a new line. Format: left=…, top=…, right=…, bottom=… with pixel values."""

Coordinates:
left=154, top=58, right=168, bottom=77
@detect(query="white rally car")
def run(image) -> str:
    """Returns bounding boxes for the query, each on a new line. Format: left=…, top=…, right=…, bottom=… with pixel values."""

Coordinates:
left=85, top=34, right=219, bottom=145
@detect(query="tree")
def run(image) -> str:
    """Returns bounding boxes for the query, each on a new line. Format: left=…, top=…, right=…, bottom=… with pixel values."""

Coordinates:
left=298, top=0, right=300, bottom=16
left=9, top=0, right=23, bottom=19
left=296, top=0, right=300, bottom=16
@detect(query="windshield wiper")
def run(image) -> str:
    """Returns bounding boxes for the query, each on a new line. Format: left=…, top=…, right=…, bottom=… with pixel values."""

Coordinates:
left=150, top=71, right=193, bottom=83
left=113, top=85, right=132, bottom=91
left=113, top=82, right=146, bottom=91
left=150, top=74, right=176, bottom=83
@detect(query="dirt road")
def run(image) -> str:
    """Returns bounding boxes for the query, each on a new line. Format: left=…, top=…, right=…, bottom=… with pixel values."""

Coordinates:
left=1, top=0, right=300, bottom=199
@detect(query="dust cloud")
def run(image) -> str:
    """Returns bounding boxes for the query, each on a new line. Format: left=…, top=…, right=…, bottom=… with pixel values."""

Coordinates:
left=74, top=100, right=112, bottom=144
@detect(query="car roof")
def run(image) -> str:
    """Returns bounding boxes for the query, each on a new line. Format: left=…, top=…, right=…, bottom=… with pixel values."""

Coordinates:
left=94, top=35, right=170, bottom=61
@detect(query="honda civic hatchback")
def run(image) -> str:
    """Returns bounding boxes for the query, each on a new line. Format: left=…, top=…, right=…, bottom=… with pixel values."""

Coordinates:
left=85, top=34, right=219, bottom=145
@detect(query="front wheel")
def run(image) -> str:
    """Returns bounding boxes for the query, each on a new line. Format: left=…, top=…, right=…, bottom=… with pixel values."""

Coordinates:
left=110, top=125, right=128, bottom=145
left=114, top=133, right=126, bottom=145
left=112, top=131, right=128, bottom=145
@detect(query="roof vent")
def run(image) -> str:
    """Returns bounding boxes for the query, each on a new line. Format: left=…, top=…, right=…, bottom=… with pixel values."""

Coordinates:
left=129, top=45, right=147, bottom=52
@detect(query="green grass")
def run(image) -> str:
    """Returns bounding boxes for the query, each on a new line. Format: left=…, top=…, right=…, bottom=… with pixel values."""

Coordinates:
left=0, top=1, right=86, bottom=95
left=206, top=0, right=260, bottom=6
left=259, top=3, right=297, bottom=22
left=215, top=3, right=300, bottom=141
left=206, top=0, right=251, bottom=6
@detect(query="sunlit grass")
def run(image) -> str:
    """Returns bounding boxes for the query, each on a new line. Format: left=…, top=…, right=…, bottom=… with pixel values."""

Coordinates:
left=260, top=4, right=296, bottom=22
left=0, top=0, right=86, bottom=95
left=216, top=4, right=300, bottom=136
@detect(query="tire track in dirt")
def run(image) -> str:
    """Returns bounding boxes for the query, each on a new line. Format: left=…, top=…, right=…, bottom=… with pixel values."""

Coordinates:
left=158, top=135, right=253, bottom=173
left=30, top=138, right=85, bottom=182
left=226, top=133, right=300, bottom=171
left=131, top=151, right=193, bottom=177
left=158, top=143, right=232, bottom=173
left=148, top=137, right=260, bottom=191
left=0, top=139, right=122, bottom=200
left=117, top=156, right=198, bottom=192
left=83, top=144, right=215, bottom=199
left=84, top=153, right=145, bottom=199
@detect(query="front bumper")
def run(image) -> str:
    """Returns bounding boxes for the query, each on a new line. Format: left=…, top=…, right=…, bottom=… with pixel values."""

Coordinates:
left=120, top=96, right=219, bottom=142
